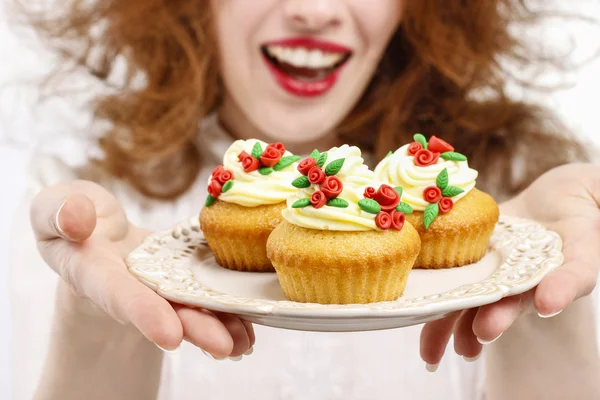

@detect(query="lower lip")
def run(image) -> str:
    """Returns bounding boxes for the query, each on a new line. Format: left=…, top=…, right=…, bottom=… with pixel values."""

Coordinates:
left=262, top=54, right=345, bottom=98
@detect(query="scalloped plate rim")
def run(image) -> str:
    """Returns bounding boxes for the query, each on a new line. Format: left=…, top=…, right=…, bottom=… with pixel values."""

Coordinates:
left=127, top=215, right=563, bottom=324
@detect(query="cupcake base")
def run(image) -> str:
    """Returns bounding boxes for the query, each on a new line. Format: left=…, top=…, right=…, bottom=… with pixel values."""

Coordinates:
left=267, top=221, right=421, bottom=304
left=405, top=189, right=499, bottom=269
left=200, top=201, right=286, bottom=272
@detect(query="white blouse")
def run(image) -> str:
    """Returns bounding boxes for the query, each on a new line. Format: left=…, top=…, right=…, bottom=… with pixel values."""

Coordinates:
left=10, top=115, right=486, bottom=400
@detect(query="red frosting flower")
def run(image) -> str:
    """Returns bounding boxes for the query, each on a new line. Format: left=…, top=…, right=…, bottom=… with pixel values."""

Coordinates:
left=242, top=155, right=260, bottom=172
left=320, top=176, right=343, bottom=199
left=216, top=170, right=233, bottom=184
left=439, top=197, right=454, bottom=213
left=375, top=212, right=392, bottom=230
left=390, top=210, right=405, bottom=231
left=266, top=142, right=286, bottom=156
left=407, top=142, right=423, bottom=156
left=260, top=146, right=283, bottom=168
left=374, top=184, right=401, bottom=212
left=414, top=149, right=440, bottom=167
left=308, top=166, right=326, bottom=185
left=310, top=190, right=327, bottom=209
left=297, top=158, right=317, bottom=176
left=207, top=180, right=222, bottom=198
left=212, top=165, right=225, bottom=178
left=424, top=186, right=442, bottom=203
left=364, top=186, right=376, bottom=199
left=238, top=151, right=251, bottom=162
left=428, top=136, right=455, bottom=154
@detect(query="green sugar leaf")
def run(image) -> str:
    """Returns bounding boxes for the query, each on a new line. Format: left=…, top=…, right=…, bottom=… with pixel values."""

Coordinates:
left=316, top=152, right=328, bottom=168
left=385, top=151, right=393, bottom=158
left=440, top=152, right=467, bottom=162
left=442, top=186, right=465, bottom=198
left=292, top=176, right=311, bottom=188
left=424, top=202, right=439, bottom=230
left=292, top=198, right=311, bottom=208
left=258, top=167, right=273, bottom=176
left=309, top=149, right=320, bottom=160
left=325, top=158, right=345, bottom=176
left=273, top=155, right=302, bottom=171
left=251, top=142, right=263, bottom=159
left=221, top=180, right=234, bottom=193
left=394, top=186, right=403, bottom=198
left=396, top=202, right=413, bottom=215
left=436, top=168, right=449, bottom=190
left=327, top=198, right=349, bottom=208
left=358, top=198, right=381, bottom=214
left=205, top=194, right=216, bottom=207
left=414, top=133, right=428, bottom=149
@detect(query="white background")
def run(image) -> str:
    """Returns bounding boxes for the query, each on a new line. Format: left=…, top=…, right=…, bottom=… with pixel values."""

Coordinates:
left=1, top=1, right=600, bottom=399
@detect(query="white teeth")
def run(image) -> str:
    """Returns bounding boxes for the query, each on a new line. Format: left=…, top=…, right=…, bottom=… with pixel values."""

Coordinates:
left=265, top=45, right=346, bottom=69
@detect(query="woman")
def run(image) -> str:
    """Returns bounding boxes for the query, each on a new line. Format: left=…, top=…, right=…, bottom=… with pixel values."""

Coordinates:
left=11, top=0, right=600, bottom=399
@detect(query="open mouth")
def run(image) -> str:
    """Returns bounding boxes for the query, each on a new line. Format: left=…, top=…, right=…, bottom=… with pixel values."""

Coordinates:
left=261, top=38, right=353, bottom=97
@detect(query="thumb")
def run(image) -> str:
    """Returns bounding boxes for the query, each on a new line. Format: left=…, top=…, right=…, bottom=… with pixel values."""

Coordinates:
left=31, top=185, right=97, bottom=243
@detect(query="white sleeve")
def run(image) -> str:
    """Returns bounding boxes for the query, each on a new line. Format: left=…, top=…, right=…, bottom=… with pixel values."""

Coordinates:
left=9, top=154, right=77, bottom=400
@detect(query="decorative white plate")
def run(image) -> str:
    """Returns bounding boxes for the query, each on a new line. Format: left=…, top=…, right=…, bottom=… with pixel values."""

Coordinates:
left=127, top=216, right=563, bottom=332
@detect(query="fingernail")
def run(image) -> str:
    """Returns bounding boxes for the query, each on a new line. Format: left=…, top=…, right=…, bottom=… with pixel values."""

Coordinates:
left=155, top=343, right=181, bottom=354
left=463, top=353, right=482, bottom=362
left=538, top=310, right=562, bottom=319
left=54, top=200, right=68, bottom=238
left=425, top=363, right=439, bottom=373
left=477, top=332, right=502, bottom=345
left=244, top=346, right=254, bottom=356
left=201, top=350, right=226, bottom=361
left=229, top=355, right=243, bottom=362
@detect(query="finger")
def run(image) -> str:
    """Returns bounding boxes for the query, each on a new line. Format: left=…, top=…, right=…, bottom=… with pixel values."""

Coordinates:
left=473, top=290, right=533, bottom=343
left=242, top=320, right=256, bottom=348
left=420, top=312, right=461, bottom=366
left=534, top=266, right=580, bottom=317
left=31, top=187, right=97, bottom=242
left=173, top=306, right=234, bottom=358
left=453, top=308, right=482, bottom=359
left=213, top=312, right=251, bottom=357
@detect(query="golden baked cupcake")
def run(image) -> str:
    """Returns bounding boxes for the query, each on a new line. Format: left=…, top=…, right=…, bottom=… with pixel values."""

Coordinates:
left=267, top=145, right=421, bottom=304
left=200, top=139, right=301, bottom=272
left=374, top=134, right=499, bottom=269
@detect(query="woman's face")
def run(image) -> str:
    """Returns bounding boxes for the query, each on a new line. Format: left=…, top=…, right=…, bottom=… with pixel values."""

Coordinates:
left=212, top=0, right=403, bottom=147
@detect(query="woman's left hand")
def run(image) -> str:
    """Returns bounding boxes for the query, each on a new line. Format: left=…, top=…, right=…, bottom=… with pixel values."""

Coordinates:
left=420, top=163, right=600, bottom=369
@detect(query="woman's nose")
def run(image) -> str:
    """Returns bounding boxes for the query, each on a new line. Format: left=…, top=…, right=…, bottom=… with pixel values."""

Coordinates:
left=283, top=0, right=342, bottom=32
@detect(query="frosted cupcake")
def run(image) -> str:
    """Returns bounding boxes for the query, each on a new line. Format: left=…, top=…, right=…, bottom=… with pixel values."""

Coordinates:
left=266, top=145, right=421, bottom=304
left=374, top=134, right=499, bottom=269
left=200, top=139, right=301, bottom=272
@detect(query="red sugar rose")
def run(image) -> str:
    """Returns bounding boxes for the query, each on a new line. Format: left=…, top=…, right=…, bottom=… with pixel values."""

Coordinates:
left=238, top=151, right=251, bottom=162
left=390, top=210, right=405, bottom=231
left=266, top=142, right=286, bottom=156
left=364, top=186, right=376, bottom=199
left=424, top=186, right=442, bottom=204
left=297, top=158, right=317, bottom=176
left=310, top=190, right=327, bottom=209
left=375, top=212, right=392, bottom=230
left=242, top=156, right=260, bottom=172
left=320, top=176, right=343, bottom=199
left=439, top=197, right=454, bottom=213
left=260, top=146, right=283, bottom=168
left=414, top=149, right=440, bottom=167
left=407, top=142, right=423, bottom=156
left=308, top=166, right=326, bottom=185
left=208, top=180, right=222, bottom=198
left=375, top=184, right=401, bottom=212
left=212, top=165, right=225, bottom=178
left=428, top=136, right=455, bottom=154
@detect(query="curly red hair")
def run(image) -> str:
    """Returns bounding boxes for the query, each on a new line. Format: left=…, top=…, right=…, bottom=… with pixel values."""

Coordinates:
left=15, top=0, right=587, bottom=198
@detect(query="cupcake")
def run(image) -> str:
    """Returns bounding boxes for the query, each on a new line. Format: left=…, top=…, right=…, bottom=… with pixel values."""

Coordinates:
left=200, top=139, right=301, bottom=272
left=374, top=134, right=499, bottom=269
left=266, top=145, right=421, bottom=304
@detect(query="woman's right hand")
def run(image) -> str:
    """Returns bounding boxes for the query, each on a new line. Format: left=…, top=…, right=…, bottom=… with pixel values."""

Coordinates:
left=30, top=180, right=254, bottom=358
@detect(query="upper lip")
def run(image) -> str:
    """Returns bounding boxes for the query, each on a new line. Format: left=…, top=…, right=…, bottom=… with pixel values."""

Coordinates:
left=262, top=37, right=353, bottom=54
